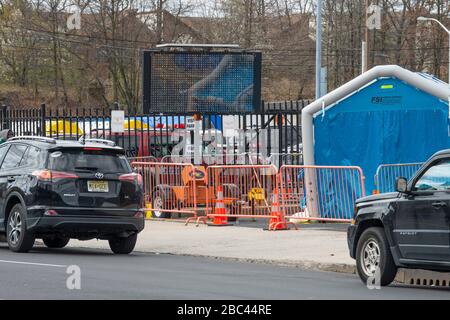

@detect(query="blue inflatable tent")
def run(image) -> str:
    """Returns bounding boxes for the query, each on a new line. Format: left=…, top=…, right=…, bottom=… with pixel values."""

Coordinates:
left=301, top=65, right=450, bottom=218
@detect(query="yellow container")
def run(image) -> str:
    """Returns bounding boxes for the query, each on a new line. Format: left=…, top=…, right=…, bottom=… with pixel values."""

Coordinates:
left=145, top=202, right=152, bottom=220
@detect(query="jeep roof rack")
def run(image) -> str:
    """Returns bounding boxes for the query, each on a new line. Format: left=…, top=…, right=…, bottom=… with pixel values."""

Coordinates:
left=8, top=136, right=57, bottom=144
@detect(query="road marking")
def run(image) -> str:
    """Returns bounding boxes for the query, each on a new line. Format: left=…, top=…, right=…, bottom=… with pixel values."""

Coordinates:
left=0, top=259, right=67, bottom=268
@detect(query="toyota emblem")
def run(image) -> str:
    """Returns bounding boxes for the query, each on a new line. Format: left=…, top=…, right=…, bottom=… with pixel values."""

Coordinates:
left=95, top=172, right=104, bottom=179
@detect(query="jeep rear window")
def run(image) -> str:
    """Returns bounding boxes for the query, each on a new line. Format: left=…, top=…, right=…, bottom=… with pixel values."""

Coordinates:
left=48, top=149, right=132, bottom=174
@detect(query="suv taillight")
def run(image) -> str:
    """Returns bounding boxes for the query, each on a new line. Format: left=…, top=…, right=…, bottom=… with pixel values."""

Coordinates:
left=119, top=173, right=143, bottom=186
left=32, top=170, right=79, bottom=181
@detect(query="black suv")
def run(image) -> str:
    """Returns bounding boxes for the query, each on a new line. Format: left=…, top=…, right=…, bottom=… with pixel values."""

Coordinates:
left=348, top=149, right=450, bottom=286
left=0, top=136, right=144, bottom=254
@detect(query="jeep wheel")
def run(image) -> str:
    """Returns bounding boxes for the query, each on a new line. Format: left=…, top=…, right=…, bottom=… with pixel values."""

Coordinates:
left=109, top=233, right=137, bottom=254
left=356, top=227, right=397, bottom=287
left=43, top=236, right=70, bottom=248
left=152, top=190, right=171, bottom=219
left=6, top=203, right=35, bottom=253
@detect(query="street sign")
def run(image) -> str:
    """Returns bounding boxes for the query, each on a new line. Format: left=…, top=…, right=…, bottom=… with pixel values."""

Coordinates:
left=186, top=116, right=195, bottom=131
left=222, top=115, right=239, bottom=137
left=111, top=110, right=125, bottom=133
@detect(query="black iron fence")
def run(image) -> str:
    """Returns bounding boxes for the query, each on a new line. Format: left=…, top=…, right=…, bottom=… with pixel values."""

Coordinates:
left=0, top=100, right=308, bottom=165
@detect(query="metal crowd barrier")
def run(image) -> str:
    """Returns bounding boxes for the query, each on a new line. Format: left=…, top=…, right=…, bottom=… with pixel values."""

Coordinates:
left=131, top=162, right=207, bottom=225
left=133, top=161, right=368, bottom=228
left=128, top=156, right=158, bottom=163
left=374, top=163, right=423, bottom=194
left=206, top=165, right=281, bottom=227
left=160, top=153, right=269, bottom=165
left=279, top=165, right=366, bottom=223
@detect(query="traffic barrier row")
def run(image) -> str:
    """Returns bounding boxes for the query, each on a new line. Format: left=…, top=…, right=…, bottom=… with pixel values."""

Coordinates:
left=205, top=164, right=296, bottom=230
left=132, top=161, right=367, bottom=229
left=131, top=153, right=301, bottom=166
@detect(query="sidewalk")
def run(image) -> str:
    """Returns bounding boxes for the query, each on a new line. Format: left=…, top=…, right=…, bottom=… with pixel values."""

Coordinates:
left=69, top=220, right=356, bottom=274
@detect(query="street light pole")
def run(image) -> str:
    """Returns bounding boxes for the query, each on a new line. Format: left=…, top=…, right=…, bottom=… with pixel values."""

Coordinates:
left=418, top=16, right=450, bottom=84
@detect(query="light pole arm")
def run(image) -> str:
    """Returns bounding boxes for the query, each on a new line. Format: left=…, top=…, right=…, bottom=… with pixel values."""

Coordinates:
left=423, top=17, right=450, bottom=35
left=419, top=17, right=450, bottom=84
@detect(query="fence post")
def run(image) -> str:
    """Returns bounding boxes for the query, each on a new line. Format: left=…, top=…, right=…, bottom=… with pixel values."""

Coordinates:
left=40, top=103, right=46, bottom=137
left=277, top=113, right=283, bottom=166
left=1, top=104, right=8, bottom=130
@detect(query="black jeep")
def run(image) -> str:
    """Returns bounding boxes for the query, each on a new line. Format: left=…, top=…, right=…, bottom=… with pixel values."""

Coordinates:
left=348, top=149, right=450, bottom=286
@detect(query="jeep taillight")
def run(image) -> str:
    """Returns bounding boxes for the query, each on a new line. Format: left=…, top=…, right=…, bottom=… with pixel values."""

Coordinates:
left=119, top=173, right=143, bottom=186
left=32, top=170, right=78, bottom=181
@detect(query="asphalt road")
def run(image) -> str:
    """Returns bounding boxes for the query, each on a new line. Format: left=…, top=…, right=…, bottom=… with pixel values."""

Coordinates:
left=0, top=243, right=449, bottom=300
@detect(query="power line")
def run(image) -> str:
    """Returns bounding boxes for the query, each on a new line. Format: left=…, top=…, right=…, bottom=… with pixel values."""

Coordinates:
left=0, top=22, right=153, bottom=47
left=2, top=23, right=450, bottom=55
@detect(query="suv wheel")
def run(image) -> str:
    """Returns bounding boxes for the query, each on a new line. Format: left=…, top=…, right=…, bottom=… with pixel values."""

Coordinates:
left=6, top=203, right=35, bottom=253
left=152, top=191, right=171, bottom=219
left=356, top=227, right=397, bottom=286
left=108, top=233, right=137, bottom=254
left=43, top=236, right=70, bottom=249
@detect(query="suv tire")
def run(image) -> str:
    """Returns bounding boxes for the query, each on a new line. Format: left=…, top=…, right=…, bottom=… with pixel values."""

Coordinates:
left=6, top=203, right=35, bottom=253
left=109, top=233, right=137, bottom=254
left=43, top=236, right=70, bottom=248
left=356, top=227, right=397, bottom=286
left=152, top=190, right=171, bottom=219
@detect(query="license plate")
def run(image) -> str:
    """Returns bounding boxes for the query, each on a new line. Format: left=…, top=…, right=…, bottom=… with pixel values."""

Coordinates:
left=87, top=181, right=109, bottom=193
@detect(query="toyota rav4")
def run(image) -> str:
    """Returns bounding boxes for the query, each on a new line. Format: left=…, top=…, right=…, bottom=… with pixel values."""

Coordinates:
left=0, top=136, right=144, bottom=254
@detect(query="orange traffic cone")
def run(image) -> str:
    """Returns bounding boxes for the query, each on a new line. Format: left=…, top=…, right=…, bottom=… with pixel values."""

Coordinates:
left=268, top=188, right=288, bottom=230
left=210, top=185, right=229, bottom=226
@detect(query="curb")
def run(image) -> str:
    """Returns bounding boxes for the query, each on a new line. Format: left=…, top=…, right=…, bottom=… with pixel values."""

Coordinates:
left=148, top=252, right=356, bottom=275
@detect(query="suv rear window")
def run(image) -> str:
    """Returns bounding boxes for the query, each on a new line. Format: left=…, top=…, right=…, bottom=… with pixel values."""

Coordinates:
left=48, top=149, right=131, bottom=174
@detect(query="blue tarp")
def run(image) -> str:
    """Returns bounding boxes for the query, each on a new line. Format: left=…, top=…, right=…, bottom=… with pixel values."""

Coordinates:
left=313, top=77, right=450, bottom=218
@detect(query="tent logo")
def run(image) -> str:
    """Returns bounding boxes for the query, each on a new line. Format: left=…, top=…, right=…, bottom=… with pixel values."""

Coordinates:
left=371, top=96, right=402, bottom=105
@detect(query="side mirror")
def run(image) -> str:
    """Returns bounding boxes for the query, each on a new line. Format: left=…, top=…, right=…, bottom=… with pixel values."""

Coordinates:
left=396, top=177, right=408, bottom=193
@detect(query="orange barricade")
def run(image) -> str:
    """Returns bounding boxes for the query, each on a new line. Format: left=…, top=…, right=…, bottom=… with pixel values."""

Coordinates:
left=128, top=156, right=158, bottom=163
left=206, top=164, right=295, bottom=230
left=132, top=162, right=207, bottom=225
left=279, top=165, right=366, bottom=223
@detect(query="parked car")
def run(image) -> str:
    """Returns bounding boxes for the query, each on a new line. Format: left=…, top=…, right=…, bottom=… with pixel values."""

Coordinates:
left=348, top=149, right=450, bottom=286
left=0, top=136, right=144, bottom=254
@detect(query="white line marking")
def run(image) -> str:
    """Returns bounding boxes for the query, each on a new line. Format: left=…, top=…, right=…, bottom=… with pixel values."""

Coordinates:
left=0, top=259, right=67, bottom=268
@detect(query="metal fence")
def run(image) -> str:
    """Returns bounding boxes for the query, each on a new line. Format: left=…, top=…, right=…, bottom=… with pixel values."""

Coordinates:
left=0, top=101, right=307, bottom=166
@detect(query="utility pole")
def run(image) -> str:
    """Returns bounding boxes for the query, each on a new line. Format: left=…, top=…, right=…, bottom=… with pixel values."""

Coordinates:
left=315, top=0, right=322, bottom=99
left=363, top=0, right=369, bottom=73
left=361, top=41, right=367, bottom=73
